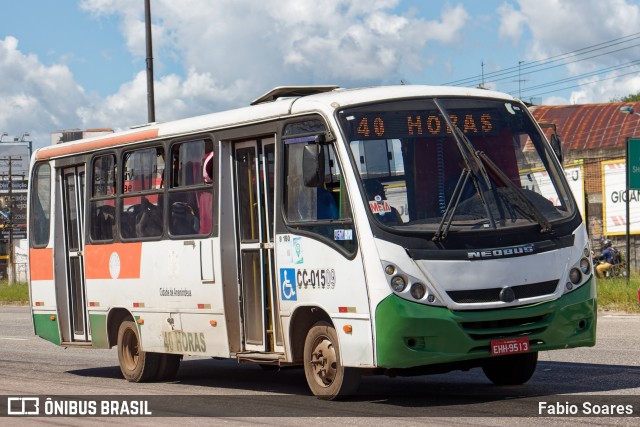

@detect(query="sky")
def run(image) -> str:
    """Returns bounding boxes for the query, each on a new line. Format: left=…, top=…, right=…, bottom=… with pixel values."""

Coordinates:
left=1, top=0, right=640, bottom=152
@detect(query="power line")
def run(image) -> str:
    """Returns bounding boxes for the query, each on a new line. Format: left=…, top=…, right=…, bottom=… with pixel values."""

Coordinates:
left=524, top=68, right=640, bottom=99
left=442, top=31, right=640, bottom=88
left=508, top=60, right=640, bottom=95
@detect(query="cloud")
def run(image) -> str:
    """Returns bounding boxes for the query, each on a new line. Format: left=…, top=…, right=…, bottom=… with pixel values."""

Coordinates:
left=497, top=2, right=527, bottom=44
left=498, top=0, right=640, bottom=103
left=79, top=0, right=470, bottom=112
left=3, top=0, right=471, bottom=148
left=568, top=73, right=640, bottom=104
left=0, top=36, right=88, bottom=149
left=77, top=69, right=252, bottom=128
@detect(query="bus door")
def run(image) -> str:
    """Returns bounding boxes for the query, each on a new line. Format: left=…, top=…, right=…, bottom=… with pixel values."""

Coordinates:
left=60, top=166, right=89, bottom=342
left=234, top=137, right=282, bottom=353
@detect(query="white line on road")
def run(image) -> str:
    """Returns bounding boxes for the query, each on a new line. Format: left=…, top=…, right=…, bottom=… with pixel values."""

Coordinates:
left=0, top=337, right=28, bottom=341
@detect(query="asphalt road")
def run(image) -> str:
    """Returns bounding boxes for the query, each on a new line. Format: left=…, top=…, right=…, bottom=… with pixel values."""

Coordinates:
left=0, top=306, right=639, bottom=426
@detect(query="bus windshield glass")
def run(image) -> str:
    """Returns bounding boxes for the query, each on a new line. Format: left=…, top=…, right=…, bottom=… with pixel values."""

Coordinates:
left=337, top=97, right=575, bottom=234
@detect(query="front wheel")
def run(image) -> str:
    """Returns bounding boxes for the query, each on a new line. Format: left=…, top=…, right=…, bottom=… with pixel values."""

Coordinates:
left=117, top=320, right=160, bottom=382
left=303, top=321, right=361, bottom=400
left=482, top=352, right=538, bottom=385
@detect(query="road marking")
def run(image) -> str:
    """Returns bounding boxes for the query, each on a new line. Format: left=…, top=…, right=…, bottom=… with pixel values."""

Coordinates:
left=0, top=337, right=28, bottom=341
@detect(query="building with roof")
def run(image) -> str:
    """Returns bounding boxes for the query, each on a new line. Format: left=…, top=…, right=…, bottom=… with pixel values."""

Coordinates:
left=530, top=102, right=640, bottom=271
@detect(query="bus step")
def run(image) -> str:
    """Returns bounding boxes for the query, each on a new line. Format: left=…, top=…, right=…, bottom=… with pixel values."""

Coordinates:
left=235, top=352, right=285, bottom=364
left=60, top=341, right=93, bottom=348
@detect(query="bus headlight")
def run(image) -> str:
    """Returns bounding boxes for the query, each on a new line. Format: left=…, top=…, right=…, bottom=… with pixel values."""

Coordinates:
left=569, top=268, right=582, bottom=285
left=391, top=275, right=407, bottom=292
left=580, top=257, right=591, bottom=274
left=410, top=283, right=426, bottom=300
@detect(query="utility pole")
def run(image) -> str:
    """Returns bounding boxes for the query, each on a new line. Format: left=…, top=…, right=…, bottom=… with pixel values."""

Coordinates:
left=145, top=0, right=156, bottom=123
left=516, top=60, right=529, bottom=100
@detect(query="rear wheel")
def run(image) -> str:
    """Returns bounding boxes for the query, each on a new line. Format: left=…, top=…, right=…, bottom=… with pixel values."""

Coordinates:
left=303, top=321, right=361, bottom=400
left=482, top=352, right=538, bottom=385
left=117, top=320, right=160, bottom=382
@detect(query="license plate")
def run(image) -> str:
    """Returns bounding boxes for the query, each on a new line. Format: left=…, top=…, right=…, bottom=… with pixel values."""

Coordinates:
left=490, top=337, right=530, bottom=356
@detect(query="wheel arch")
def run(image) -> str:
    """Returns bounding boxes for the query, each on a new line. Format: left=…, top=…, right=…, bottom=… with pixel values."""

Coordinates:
left=289, top=305, right=332, bottom=363
left=107, top=307, right=135, bottom=348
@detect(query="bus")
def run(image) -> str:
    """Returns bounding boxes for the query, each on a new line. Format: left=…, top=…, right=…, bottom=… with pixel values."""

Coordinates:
left=28, top=85, right=596, bottom=399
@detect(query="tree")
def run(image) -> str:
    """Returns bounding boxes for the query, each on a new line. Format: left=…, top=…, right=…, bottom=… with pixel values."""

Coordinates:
left=611, top=92, right=640, bottom=102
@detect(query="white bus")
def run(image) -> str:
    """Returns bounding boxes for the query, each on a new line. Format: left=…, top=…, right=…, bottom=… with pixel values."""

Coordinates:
left=28, top=85, right=596, bottom=399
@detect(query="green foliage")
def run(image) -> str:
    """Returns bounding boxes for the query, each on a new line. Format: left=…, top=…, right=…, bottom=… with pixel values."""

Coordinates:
left=611, top=92, right=640, bottom=102
left=0, top=280, right=29, bottom=304
left=596, top=274, right=640, bottom=314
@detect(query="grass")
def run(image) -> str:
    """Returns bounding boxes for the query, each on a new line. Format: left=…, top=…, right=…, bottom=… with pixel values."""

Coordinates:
left=596, top=274, right=640, bottom=314
left=0, top=279, right=29, bottom=305
left=1, top=274, right=638, bottom=313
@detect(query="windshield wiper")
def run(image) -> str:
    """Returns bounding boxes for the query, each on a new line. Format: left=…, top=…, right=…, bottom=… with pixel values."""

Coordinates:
left=433, top=99, right=496, bottom=239
left=433, top=167, right=471, bottom=241
left=476, top=151, right=552, bottom=233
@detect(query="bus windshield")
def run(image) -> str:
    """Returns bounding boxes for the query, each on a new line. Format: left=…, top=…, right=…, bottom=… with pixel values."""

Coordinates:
left=337, top=97, right=575, bottom=234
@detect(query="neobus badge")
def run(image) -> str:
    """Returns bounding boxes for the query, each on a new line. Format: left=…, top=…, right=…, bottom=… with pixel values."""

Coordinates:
left=467, top=244, right=535, bottom=260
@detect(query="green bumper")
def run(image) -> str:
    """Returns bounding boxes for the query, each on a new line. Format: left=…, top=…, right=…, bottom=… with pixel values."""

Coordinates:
left=375, top=277, right=596, bottom=368
left=33, top=313, right=61, bottom=345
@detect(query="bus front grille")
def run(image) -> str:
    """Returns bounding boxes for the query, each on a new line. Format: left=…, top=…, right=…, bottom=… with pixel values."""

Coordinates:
left=460, top=314, right=551, bottom=341
left=447, top=280, right=559, bottom=303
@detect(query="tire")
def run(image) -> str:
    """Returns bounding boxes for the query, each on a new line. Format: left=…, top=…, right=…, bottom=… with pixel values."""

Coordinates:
left=117, top=320, right=160, bottom=382
left=303, top=321, right=361, bottom=400
left=156, top=353, right=181, bottom=381
left=482, top=352, right=538, bottom=385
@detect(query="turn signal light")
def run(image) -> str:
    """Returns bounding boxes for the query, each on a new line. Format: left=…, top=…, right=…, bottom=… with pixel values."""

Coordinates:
left=343, top=325, right=353, bottom=334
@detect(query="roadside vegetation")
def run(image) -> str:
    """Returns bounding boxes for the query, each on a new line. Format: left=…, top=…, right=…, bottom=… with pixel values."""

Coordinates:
left=596, top=274, right=640, bottom=314
left=1, top=275, right=638, bottom=312
left=0, top=279, right=29, bottom=305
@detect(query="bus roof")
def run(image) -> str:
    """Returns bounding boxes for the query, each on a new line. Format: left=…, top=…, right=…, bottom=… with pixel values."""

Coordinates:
left=35, top=85, right=517, bottom=161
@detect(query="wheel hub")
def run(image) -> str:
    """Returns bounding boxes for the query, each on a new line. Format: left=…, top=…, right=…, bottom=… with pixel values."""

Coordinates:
left=310, top=336, right=337, bottom=387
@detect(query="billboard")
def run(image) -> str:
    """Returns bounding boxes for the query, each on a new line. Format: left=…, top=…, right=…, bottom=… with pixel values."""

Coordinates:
left=0, top=142, right=30, bottom=241
left=602, top=159, right=640, bottom=235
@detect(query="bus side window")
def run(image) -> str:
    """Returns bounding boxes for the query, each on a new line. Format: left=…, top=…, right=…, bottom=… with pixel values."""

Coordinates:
left=30, top=163, right=52, bottom=247
left=168, top=139, right=215, bottom=237
left=120, top=147, right=165, bottom=240
left=283, top=119, right=356, bottom=254
left=89, top=154, right=116, bottom=242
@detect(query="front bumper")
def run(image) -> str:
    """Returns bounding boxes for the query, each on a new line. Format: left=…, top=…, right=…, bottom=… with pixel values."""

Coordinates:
left=375, top=277, right=596, bottom=368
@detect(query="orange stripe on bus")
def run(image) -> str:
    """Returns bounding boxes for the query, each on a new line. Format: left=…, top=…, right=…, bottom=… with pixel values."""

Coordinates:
left=29, top=248, right=54, bottom=281
left=84, top=243, right=143, bottom=280
left=35, top=129, right=160, bottom=160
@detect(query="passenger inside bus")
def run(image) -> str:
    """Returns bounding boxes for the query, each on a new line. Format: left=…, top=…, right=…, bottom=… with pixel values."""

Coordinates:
left=316, top=184, right=339, bottom=220
left=364, top=179, right=402, bottom=225
left=136, top=196, right=163, bottom=237
left=197, top=151, right=214, bottom=234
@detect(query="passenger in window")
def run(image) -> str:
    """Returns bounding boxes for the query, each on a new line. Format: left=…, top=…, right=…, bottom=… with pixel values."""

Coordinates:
left=365, top=179, right=402, bottom=225
left=136, top=197, right=163, bottom=237
left=197, top=152, right=214, bottom=234
left=317, top=184, right=338, bottom=220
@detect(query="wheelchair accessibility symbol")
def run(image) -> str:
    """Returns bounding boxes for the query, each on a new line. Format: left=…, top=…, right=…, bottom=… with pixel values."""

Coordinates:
left=280, top=268, right=297, bottom=301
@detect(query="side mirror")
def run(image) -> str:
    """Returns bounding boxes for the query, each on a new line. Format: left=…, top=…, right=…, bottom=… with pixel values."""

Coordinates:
left=302, top=135, right=326, bottom=187
left=550, top=134, right=563, bottom=164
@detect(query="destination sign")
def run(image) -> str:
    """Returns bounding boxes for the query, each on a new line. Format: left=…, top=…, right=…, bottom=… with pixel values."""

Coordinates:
left=341, top=111, right=500, bottom=140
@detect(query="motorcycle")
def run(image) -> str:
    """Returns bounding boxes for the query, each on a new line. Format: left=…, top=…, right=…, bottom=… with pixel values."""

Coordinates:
left=592, top=252, right=627, bottom=279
